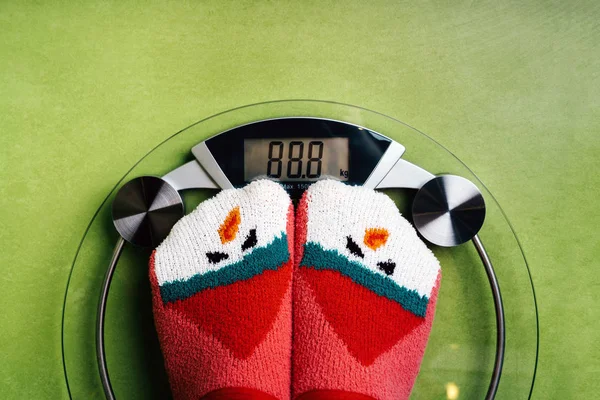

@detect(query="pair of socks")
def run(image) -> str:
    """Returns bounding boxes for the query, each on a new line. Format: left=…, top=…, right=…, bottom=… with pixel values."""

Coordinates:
left=150, top=180, right=441, bottom=400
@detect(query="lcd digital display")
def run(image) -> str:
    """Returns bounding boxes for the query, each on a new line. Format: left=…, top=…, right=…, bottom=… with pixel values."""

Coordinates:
left=244, top=138, right=349, bottom=182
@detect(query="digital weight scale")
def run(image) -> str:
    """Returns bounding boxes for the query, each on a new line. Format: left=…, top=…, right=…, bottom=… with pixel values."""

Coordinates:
left=62, top=101, right=538, bottom=400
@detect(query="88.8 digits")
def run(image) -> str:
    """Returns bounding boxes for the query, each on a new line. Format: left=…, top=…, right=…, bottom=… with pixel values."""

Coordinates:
left=267, top=141, right=323, bottom=179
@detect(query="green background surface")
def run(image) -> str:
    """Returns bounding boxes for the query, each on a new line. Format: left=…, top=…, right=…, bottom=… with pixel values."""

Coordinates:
left=1, top=1, right=598, bottom=399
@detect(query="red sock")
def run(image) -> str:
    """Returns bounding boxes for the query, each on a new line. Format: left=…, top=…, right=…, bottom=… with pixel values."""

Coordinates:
left=292, top=181, right=441, bottom=400
left=150, top=180, right=294, bottom=400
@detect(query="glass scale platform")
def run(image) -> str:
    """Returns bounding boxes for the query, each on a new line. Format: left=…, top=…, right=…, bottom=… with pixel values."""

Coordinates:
left=62, top=100, right=538, bottom=399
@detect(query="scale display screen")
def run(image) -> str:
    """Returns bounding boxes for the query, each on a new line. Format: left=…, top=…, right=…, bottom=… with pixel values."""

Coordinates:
left=201, top=118, right=392, bottom=192
left=244, top=138, right=349, bottom=182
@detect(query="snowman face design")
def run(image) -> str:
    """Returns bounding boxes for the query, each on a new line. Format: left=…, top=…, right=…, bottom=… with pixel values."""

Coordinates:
left=302, top=180, right=440, bottom=316
left=203, top=206, right=258, bottom=264
left=345, top=227, right=395, bottom=275
left=153, top=180, right=291, bottom=304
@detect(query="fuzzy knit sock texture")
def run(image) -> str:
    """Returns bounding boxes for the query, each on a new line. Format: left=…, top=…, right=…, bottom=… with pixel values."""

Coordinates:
left=149, top=180, right=294, bottom=400
left=292, top=180, right=441, bottom=400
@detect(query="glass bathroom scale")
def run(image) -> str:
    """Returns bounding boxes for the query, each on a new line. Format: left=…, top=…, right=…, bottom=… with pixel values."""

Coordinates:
left=62, top=100, right=538, bottom=399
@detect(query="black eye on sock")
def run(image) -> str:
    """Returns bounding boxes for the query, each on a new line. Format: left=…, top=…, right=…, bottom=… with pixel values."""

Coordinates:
left=241, top=228, right=258, bottom=251
left=206, top=251, right=229, bottom=264
left=346, top=236, right=364, bottom=258
left=377, top=260, right=396, bottom=276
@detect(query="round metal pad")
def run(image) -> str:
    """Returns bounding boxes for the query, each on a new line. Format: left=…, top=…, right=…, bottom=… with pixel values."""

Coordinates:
left=412, top=175, right=486, bottom=247
left=112, top=176, right=184, bottom=248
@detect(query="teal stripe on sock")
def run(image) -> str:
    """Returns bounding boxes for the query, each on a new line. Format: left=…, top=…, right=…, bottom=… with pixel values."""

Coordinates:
left=300, top=242, right=429, bottom=317
left=160, top=234, right=289, bottom=304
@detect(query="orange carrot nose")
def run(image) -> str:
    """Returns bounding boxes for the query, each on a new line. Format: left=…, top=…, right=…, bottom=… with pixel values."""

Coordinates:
left=219, top=207, right=241, bottom=244
left=364, top=228, right=389, bottom=250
